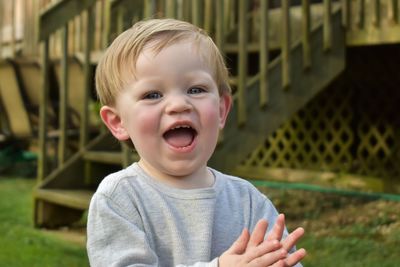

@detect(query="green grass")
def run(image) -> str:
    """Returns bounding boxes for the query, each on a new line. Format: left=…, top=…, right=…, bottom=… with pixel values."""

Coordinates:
left=299, top=234, right=400, bottom=267
left=265, top=188, right=400, bottom=267
left=0, top=177, right=89, bottom=267
left=1, top=177, right=399, bottom=266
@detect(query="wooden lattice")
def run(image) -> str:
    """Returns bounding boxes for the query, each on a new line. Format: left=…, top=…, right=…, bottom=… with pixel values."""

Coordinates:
left=355, top=85, right=400, bottom=179
left=240, top=79, right=400, bottom=182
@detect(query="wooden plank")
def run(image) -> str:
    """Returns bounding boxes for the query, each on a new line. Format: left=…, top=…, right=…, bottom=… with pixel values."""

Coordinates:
left=281, top=0, right=291, bottom=89
left=38, top=39, right=50, bottom=181
left=39, top=0, right=97, bottom=41
left=323, top=0, right=332, bottom=51
left=237, top=0, right=247, bottom=126
left=347, top=24, right=400, bottom=46
left=302, top=0, right=311, bottom=69
left=259, top=0, right=269, bottom=107
left=0, top=61, right=32, bottom=138
left=80, top=7, right=94, bottom=149
left=34, top=188, right=94, bottom=210
left=58, top=24, right=69, bottom=166
left=83, top=151, right=123, bottom=165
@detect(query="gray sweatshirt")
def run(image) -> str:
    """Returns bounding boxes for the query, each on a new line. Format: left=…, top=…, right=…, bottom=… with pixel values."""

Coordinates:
left=87, top=163, right=299, bottom=267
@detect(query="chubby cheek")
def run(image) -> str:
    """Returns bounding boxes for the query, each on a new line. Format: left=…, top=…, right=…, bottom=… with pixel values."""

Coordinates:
left=124, top=108, right=160, bottom=143
left=201, top=102, right=222, bottom=136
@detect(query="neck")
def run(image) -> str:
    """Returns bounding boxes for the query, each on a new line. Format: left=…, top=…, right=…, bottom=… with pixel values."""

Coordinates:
left=137, top=161, right=215, bottom=189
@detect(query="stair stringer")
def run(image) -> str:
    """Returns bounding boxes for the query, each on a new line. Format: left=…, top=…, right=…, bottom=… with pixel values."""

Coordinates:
left=35, top=131, right=120, bottom=190
left=209, top=9, right=346, bottom=174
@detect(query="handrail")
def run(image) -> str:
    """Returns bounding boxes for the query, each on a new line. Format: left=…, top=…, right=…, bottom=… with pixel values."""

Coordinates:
left=38, top=0, right=97, bottom=42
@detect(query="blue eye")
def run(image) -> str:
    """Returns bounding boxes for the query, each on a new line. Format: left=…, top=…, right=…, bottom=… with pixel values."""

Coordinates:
left=143, top=92, right=162, bottom=99
left=188, top=87, right=206, bottom=94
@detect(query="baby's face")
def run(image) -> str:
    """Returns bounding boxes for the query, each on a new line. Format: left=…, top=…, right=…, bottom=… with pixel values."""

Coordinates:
left=113, top=41, right=231, bottom=185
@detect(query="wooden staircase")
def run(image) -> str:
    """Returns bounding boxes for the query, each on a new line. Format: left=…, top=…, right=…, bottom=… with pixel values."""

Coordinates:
left=25, top=0, right=348, bottom=228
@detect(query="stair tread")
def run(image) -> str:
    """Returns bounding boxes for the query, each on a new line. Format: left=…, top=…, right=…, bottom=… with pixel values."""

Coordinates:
left=83, top=150, right=123, bottom=164
left=35, top=188, right=94, bottom=210
left=83, top=150, right=140, bottom=165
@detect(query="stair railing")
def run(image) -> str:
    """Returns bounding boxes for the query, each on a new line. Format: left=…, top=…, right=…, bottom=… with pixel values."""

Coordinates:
left=345, top=0, right=400, bottom=45
left=35, top=0, right=340, bottom=181
left=37, top=0, right=98, bottom=181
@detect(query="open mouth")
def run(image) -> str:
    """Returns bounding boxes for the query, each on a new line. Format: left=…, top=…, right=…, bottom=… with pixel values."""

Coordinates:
left=163, top=125, right=197, bottom=148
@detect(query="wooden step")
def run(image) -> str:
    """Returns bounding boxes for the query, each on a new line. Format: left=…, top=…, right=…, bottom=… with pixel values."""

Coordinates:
left=34, top=188, right=94, bottom=210
left=83, top=150, right=123, bottom=165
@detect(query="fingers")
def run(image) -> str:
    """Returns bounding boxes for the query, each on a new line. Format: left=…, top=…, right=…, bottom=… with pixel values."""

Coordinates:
left=284, top=248, right=307, bottom=266
left=266, top=214, right=285, bottom=242
left=281, top=227, right=305, bottom=252
left=248, top=246, right=287, bottom=267
left=247, top=219, right=268, bottom=249
left=226, top=228, right=250, bottom=255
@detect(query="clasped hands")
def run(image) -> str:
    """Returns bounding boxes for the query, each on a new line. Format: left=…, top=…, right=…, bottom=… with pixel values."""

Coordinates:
left=219, top=214, right=306, bottom=267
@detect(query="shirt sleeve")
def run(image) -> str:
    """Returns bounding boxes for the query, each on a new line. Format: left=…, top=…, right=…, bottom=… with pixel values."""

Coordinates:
left=87, top=192, right=159, bottom=266
left=87, top=193, right=219, bottom=267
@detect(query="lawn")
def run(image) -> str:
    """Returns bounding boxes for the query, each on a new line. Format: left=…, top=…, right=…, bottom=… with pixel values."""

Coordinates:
left=263, top=188, right=400, bottom=267
left=1, top=176, right=399, bottom=266
left=0, top=177, right=89, bottom=267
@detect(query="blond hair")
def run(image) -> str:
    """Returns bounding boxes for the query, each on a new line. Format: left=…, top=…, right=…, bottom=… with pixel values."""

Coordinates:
left=95, top=18, right=231, bottom=106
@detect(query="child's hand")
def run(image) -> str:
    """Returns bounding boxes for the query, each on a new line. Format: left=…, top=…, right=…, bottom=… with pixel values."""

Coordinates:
left=266, top=214, right=307, bottom=266
left=219, top=219, right=287, bottom=267
left=219, top=215, right=306, bottom=267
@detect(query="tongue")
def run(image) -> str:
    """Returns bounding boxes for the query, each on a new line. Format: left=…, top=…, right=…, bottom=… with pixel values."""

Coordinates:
left=164, top=128, right=194, bottom=148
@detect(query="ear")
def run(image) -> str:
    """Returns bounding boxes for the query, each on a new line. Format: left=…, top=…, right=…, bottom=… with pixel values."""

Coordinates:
left=218, top=93, right=232, bottom=129
left=99, top=105, right=130, bottom=141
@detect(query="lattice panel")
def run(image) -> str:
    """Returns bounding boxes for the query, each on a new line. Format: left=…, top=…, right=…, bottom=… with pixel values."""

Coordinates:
left=355, top=86, right=400, bottom=179
left=240, top=81, right=400, bottom=181
left=241, top=85, right=354, bottom=172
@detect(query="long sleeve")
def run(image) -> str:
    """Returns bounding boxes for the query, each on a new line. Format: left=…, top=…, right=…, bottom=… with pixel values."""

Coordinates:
left=87, top=193, right=159, bottom=266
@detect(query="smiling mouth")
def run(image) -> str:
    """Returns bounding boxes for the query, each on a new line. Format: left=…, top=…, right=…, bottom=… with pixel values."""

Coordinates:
left=163, top=125, right=197, bottom=148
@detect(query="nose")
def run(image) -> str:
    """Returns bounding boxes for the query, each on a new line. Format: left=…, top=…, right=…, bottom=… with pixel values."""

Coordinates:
left=165, top=93, right=192, bottom=114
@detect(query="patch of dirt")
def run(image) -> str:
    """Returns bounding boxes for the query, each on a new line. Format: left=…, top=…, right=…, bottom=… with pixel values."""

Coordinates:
left=260, top=188, right=400, bottom=238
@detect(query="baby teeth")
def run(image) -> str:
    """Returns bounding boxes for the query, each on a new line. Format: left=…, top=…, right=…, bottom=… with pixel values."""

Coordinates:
left=171, top=125, right=191, bottom=130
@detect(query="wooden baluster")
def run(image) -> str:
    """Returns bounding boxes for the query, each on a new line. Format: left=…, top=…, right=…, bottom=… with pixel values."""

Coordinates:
left=204, top=0, right=212, bottom=33
left=374, top=0, right=381, bottom=27
left=223, top=0, right=232, bottom=33
left=393, top=0, right=399, bottom=23
left=103, top=0, right=111, bottom=48
left=94, top=0, right=102, bottom=50
left=345, top=0, right=352, bottom=29
left=0, top=0, right=3, bottom=59
left=281, top=0, right=290, bottom=89
left=323, top=0, right=332, bottom=51
left=144, top=0, right=153, bottom=18
left=259, top=0, right=269, bottom=107
left=302, top=0, right=311, bottom=69
left=116, top=4, right=124, bottom=34
left=10, top=0, right=15, bottom=57
left=58, top=24, right=68, bottom=166
left=69, top=20, right=74, bottom=54
left=34, top=0, right=40, bottom=56
left=166, top=0, right=176, bottom=18
left=359, top=0, right=365, bottom=29
left=38, top=39, right=50, bottom=181
left=81, top=7, right=94, bottom=149
left=216, top=0, right=224, bottom=51
left=191, top=0, right=201, bottom=27
left=238, top=0, right=247, bottom=125
left=176, top=0, right=184, bottom=20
